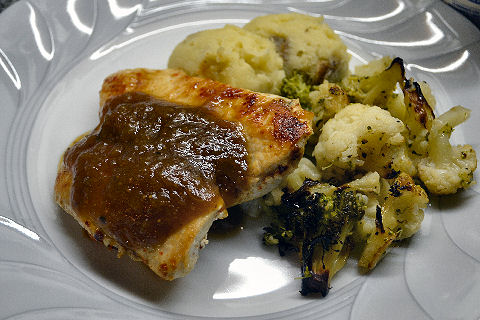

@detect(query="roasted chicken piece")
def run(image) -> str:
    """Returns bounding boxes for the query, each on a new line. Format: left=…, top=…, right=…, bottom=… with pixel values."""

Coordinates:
left=55, top=69, right=313, bottom=280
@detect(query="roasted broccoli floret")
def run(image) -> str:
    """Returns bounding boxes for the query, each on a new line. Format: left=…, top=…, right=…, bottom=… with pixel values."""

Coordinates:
left=263, top=180, right=366, bottom=296
left=279, top=71, right=313, bottom=109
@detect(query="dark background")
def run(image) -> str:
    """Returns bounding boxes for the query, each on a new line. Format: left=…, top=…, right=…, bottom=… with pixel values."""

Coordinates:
left=0, top=0, right=16, bottom=13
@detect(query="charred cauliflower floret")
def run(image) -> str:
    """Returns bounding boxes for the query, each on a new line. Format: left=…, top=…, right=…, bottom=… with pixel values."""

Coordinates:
left=398, top=81, right=476, bottom=194
left=417, top=106, right=477, bottom=194
left=355, top=173, right=428, bottom=270
left=245, top=13, right=350, bottom=83
left=399, top=79, right=436, bottom=158
left=313, top=103, right=416, bottom=181
left=342, top=57, right=404, bottom=107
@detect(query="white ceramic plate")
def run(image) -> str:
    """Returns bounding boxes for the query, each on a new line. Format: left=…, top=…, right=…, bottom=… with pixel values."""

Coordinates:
left=1, top=1, right=480, bottom=319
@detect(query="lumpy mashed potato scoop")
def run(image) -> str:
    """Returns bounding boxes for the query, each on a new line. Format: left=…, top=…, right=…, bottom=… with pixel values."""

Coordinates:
left=244, top=13, right=350, bottom=83
left=168, top=25, right=285, bottom=94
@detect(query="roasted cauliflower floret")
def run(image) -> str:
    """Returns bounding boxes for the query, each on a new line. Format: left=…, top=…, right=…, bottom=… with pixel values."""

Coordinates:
left=356, top=173, right=428, bottom=270
left=417, top=106, right=477, bottom=194
left=313, top=103, right=415, bottom=181
left=244, top=13, right=350, bottom=83
left=285, top=157, right=322, bottom=192
left=383, top=174, right=429, bottom=240
left=399, top=79, right=436, bottom=157
left=398, top=82, right=476, bottom=194
left=354, top=56, right=397, bottom=77
left=344, top=171, right=381, bottom=195
left=342, top=57, right=404, bottom=107
left=309, top=81, right=349, bottom=127
left=343, top=59, right=477, bottom=195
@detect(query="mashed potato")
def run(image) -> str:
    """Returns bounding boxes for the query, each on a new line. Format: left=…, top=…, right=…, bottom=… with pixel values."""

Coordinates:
left=168, top=25, right=285, bottom=94
left=244, top=13, right=349, bottom=83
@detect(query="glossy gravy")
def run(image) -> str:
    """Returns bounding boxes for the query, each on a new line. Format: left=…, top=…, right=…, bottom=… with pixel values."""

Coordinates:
left=63, top=92, right=248, bottom=248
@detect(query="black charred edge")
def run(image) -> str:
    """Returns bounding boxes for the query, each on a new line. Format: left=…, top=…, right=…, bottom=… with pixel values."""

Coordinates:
left=300, top=236, right=331, bottom=296
left=385, top=168, right=400, bottom=179
left=325, top=176, right=343, bottom=187
left=414, top=81, right=430, bottom=112
left=389, top=178, right=414, bottom=197
left=280, top=179, right=321, bottom=207
left=387, top=57, right=405, bottom=78
left=94, top=229, right=104, bottom=242
left=389, top=181, right=402, bottom=197
left=336, top=185, right=349, bottom=192
left=375, top=205, right=385, bottom=234
left=300, top=271, right=330, bottom=297
left=404, top=80, right=424, bottom=101
left=404, top=79, right=435, bottom=121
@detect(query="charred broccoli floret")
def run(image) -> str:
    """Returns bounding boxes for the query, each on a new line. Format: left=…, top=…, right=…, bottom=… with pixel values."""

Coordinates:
left=279, top=71, right=313, bottom=109
left=263, top=180, right=366, bottom=296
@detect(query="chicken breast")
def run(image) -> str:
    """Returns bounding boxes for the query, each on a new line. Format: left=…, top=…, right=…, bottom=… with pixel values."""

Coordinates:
left=55, top=68, right=313, bottom=280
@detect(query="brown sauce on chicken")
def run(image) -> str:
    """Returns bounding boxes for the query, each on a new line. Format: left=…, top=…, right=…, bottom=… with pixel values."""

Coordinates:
left=63, top=92, right=248, bottom=249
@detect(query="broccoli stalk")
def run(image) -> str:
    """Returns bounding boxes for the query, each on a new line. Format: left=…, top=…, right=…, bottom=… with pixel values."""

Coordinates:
left=263, top=180, right=365, bottom=296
